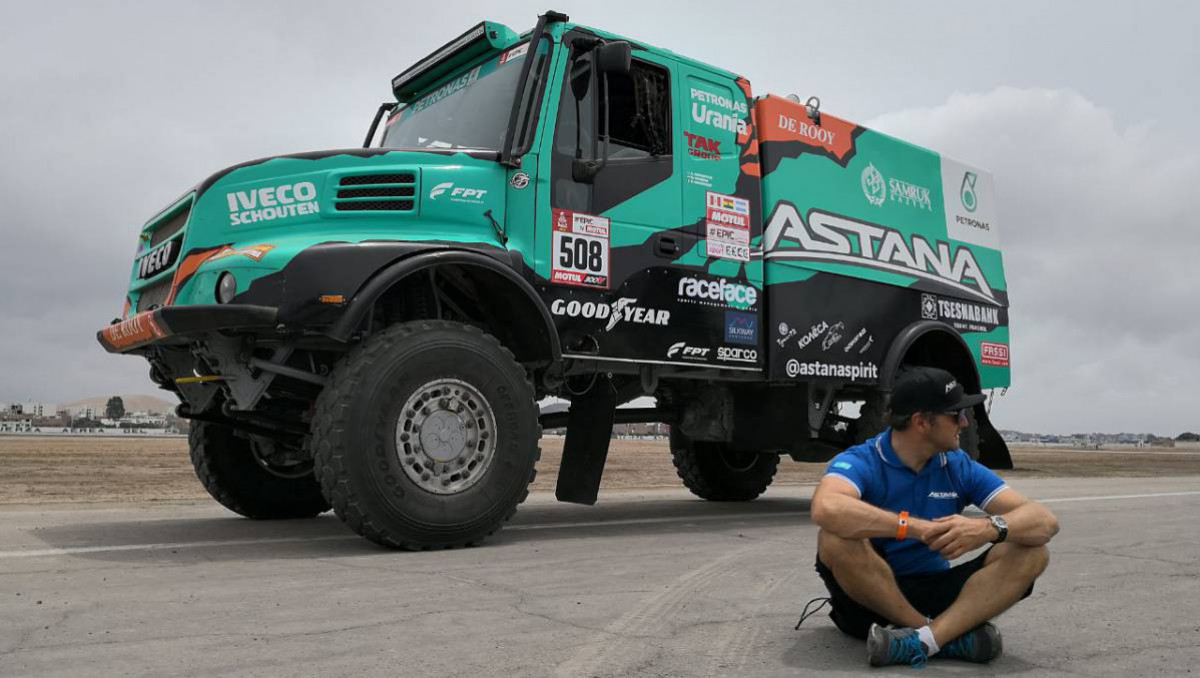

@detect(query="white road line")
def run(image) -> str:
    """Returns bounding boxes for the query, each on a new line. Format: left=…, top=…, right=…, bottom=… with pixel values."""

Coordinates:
left=1038, top=490, right=1200, bottom=503
left=507, top=511, right=797, bottom=531
left=1022, top=449, right=1200, bottom=456
left=1, top=490, right=1198, bottom=560
left=0, top=535, right=356, bottom=559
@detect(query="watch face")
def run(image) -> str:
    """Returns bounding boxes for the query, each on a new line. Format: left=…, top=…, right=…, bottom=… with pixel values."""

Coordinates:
left=990, top=515, right=1008, bottom=541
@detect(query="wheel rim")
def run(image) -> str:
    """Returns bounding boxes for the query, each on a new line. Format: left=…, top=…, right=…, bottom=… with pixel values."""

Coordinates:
left=395, top=378, right=497, bottom=495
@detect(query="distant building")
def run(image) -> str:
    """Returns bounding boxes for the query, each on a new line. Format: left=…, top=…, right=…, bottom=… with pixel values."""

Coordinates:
left=21, top=401, right=58, bottom=417
left=0, top=418, right=34, bottom=432
left=67, top=406, right=100, bottom=419
left=119, top=412, right=168, bottom=427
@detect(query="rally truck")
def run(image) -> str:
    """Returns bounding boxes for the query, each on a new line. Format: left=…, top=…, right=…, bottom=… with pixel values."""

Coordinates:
left=99, top=11, right=1012, bottom=549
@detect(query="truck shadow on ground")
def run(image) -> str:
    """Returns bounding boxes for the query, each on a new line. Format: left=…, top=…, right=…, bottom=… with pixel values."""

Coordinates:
left=20, top=495, right=814, bottom=564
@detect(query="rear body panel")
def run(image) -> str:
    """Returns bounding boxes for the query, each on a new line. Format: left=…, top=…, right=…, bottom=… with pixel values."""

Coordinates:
left=756, top=96, right=1010, bottom=388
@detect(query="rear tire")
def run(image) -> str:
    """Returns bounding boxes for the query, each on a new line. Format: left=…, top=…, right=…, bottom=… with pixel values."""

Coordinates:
left=310, top=321, right=540, bottom=550
left=853, top=394, right=888, bottom=444
left=189, top=422, right=330, bottom=519
left=670, top=429, right=779, bottom=501
left=961, top=407, right=981, bottom=460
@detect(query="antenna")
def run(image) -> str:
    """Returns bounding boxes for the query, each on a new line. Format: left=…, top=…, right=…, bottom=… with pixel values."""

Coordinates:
left=805, top=96, right=821, bottom=125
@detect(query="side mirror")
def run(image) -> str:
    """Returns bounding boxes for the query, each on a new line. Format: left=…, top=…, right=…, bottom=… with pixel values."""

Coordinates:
left=595, top=41, right=631, bottom=75
left=572, top=158, right=604, bottom=183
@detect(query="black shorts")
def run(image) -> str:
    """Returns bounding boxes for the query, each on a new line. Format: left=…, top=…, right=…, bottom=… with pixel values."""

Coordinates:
left=814, top=547, right=1035, bottom=639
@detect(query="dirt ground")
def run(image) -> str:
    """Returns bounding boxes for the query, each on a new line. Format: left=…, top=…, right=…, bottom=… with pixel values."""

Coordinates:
left=0, top=435, right=1197, bottom=505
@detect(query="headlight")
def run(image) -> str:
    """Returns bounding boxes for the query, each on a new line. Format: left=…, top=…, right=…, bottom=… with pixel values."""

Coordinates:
left=216, top=272, right=237, bottom=304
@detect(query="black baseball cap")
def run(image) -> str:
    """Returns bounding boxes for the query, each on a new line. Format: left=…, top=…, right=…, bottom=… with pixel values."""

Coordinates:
left=888, top=367, right=986, bottom=416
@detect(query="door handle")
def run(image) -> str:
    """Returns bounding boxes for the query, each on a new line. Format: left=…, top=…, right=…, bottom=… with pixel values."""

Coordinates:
left=655, top=234, right=680, bottom=258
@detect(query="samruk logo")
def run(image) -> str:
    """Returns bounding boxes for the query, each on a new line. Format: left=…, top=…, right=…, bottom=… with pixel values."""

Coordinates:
left=861, top=163, right=886, bottom=206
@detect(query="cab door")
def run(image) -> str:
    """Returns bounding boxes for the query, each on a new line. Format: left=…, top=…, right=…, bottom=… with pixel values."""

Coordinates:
left=538, top=32, right=686, bottom=363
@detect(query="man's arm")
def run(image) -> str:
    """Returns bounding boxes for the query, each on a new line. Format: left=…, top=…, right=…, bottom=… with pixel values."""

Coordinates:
left=811, top=476, right=935, bottom=542
left=925, top=487, right=1060, bottom=559
left=982, top=487, right=1060, bottom=545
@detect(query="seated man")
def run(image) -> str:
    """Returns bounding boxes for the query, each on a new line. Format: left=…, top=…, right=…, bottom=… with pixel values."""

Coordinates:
left=810, top=367, right=1059, bottom=668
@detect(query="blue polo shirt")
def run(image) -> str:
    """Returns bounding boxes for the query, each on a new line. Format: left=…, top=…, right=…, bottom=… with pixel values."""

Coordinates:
left=824, top=429, right=1009, bottom=576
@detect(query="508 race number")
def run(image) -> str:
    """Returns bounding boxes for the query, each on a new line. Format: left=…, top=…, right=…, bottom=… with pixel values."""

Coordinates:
left=558, top=236, right=605, bottom=272
left=551, top=209, right=610, bottom=289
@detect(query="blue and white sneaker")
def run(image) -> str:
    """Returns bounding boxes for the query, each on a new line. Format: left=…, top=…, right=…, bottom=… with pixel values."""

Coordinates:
left=866, top=623, right=929, bottom=668
left=939, top=622, right=1003, bottom=663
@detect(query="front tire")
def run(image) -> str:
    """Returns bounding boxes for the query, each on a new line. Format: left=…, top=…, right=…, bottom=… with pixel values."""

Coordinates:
left=311, top=321, right=540, bottom=549
left=670, top=429, right=779, bottom=501
left=189, top=422, right=330, bottom=519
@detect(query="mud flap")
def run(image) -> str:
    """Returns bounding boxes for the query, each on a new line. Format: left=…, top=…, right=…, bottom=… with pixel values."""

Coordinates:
left=974, top=405, right=1013, bottom=470
left=555, top=377, right=617, bottom=505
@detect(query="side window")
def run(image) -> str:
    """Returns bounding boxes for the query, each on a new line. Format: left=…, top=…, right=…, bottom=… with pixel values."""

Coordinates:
left=601, top=61, right=671, bottom=160
left=552, top=52, right=595, bottom=212
left=552, top=47, right=674, bottom=214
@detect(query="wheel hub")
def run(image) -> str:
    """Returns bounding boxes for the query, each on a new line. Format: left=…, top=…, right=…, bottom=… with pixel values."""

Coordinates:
left=395, top=379, right=496, bottom=495
left=719, top=447, right=760, bottom=472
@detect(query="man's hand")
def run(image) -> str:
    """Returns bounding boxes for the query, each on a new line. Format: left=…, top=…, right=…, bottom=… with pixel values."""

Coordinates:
left=923, top=515, right=997, bottom=560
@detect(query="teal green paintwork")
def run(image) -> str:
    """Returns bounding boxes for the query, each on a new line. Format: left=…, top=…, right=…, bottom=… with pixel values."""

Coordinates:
left=120, top=16, right=1008, bottom=389
left=128, top=150, right=508, bottom=313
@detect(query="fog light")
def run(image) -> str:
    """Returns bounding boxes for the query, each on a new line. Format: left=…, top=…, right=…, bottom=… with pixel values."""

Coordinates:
left=216, top=272, right=237, bottom=304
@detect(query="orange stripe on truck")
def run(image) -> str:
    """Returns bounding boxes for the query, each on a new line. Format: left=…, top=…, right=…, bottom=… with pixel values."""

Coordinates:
left=755, top=95, right=860, bottom=163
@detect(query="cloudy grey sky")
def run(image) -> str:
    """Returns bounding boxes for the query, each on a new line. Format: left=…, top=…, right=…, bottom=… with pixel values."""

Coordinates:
left=1, top=1, right=1196, bottom=435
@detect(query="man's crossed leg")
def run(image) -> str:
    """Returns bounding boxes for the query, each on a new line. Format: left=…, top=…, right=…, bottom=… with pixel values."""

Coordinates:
left=816, top=529, right=1049, bottom=665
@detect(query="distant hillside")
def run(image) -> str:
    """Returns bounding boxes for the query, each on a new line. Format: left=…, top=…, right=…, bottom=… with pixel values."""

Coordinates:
left=60, top=394, right=176, bottom=415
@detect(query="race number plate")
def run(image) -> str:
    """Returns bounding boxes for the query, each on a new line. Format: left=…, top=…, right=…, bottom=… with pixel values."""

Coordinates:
left=551, top=208, right=610, bottom=289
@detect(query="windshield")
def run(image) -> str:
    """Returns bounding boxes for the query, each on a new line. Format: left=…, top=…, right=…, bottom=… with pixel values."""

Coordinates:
left=381, top=40, right=547, bottom=151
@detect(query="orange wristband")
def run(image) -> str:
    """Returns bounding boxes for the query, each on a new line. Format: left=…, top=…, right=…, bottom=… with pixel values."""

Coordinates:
left=897, top=511, right=910, bottom=541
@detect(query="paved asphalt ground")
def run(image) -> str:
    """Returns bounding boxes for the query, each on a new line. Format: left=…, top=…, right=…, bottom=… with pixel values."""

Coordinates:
left=1, top=476, right=1198, bottom=677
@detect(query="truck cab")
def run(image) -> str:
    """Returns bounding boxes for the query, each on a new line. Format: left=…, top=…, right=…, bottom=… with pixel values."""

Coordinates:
left=99, top=12, right=1011, bottom=549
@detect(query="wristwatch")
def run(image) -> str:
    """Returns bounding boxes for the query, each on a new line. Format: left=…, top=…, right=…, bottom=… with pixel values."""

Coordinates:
left=988, top=515, right=1009, bottom=543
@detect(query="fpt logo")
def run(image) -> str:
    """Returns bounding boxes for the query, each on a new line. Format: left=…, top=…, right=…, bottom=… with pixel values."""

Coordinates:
left=861, top=163, right=886, bottom=206
left=429, top=182, right=488, bottom=203
left=960, top=172, right=979, bottom=212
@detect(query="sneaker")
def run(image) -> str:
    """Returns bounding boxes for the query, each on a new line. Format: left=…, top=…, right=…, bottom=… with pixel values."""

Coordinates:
left=939, top=622, right=1003, bottom=663
left=866, top=623, right=930, bottom=668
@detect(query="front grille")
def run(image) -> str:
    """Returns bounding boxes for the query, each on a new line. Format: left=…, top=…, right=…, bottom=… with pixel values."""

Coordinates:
left=333, top=172, right=417, bottom=212
left=340, top=173, right=415, bottom=185
left=336, top=200, right=415, bottom=211
left=136, top=278, right=172, bottom=312
left=336, top=186, right=415, bottom=198
left=149, top=203, right=191, bottom=247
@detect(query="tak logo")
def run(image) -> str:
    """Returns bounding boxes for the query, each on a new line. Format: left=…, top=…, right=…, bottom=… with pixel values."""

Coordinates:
left=945, top=379, right=958, bottom=394
left=684, top=131, right=721, bottom=159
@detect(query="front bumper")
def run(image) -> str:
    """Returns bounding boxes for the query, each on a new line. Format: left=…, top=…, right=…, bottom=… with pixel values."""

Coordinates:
left=97, top=305, right=279, bottom=354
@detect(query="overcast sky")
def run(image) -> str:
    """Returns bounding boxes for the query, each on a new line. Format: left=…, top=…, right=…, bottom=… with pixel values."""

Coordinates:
left=1, top=1, right=1196, bottom=435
